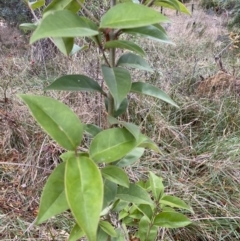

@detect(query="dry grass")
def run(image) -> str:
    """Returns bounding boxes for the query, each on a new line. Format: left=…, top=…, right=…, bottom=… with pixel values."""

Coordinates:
left=1, top=3, right=240, bottom=241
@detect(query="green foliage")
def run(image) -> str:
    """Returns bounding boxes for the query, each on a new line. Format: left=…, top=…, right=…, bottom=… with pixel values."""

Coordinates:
left=19, top=1, right=192, bottom=240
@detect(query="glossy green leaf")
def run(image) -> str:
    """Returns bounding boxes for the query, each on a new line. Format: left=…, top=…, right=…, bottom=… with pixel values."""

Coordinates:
left=44, top=0, right=82, bottom=13
left=36, top=162, right=68, bottom=224
left=102, top=179, right=117, bottom=210
left=102, top=166, right=130, bottom=188
left=99, top=221, right=117, bottom=237
left=137, top=134, right=161, bottom=153
left=85, top=124, right=102, bottom=137
left=154, top=212, right=191, bottom=228
left=129, top=205, right=143, bottom=220
left=19, top=95, right=83, bottom=151
left=151, top=0, right=179, bottom=9
left=147, top=225, right=158, bottom=241
left=29, top=0, right=45, bottom=10
left=111, top=228, right=125, bottom=241
left=105, top=40, right=145, bottom=56
left=45, top=75, right=104, bottom=93
left=116, top=99, right=129, bottom=118
left=119, top=209, right=129, bottom=220
left=112, top=200, right=128, bottom=212
left=131, top=82, right=179, bottom=108
left=105, top=98, right=128, bottom=118
left=60, top=151, right=76, bottom=161
left=108, top=116, right=140, bottom=140
left=117, top=53, right=153, bottom=72
left=160, top=195, right=193, bottom=212
left=52, top=37, right=74, bottom=56
left=138, top=215, right=149, bottom=241
left=69, top=224, right=85, bottom=241
left=116, top=147, right=145, bottom=167
left=65, top=156, right=103, bottom=241
left=90, top=128, right=137, bottom=163
left=137, top=179, right=151, bottom=191
left=162, top=207, right=175, bottom=212
left=100, top=3, right=169, bottom=29
left=117, top=183, right=154, bottom=206
left=123, top=24, right=172, bottom=44
left=149, top=171, right=164, bottom=200
left=97, top=227, right=109, bottom=240
left=136, top=204, right=153, bottom=221
left=102, top=65, right=131, bottom=110
left=153, top=0, right=191, bottom=14
left=19, top=22, right=38, bottom=31
left=122, top=216, right=135, bottom=225
left=30, top=10, right=99, bottom=44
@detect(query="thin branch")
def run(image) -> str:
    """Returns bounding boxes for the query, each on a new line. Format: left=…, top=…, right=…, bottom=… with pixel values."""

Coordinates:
left=95, top=37, right=111, bottom=68
left=215, top=41, right=233, bottom=58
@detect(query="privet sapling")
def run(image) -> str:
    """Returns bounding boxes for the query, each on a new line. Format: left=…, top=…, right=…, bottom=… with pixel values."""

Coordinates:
left=19, top=0, right=193, bottom=240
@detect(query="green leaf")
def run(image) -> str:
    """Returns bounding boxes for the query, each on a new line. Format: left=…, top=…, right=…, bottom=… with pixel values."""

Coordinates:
left=102, top=179, right=117, bottom=210
left=30, top=10, right=99, bottom=44
left=110, top=228, right=125, bottom=241
left=154, top=212, right=191, bottom=228
left=52, top=37, right=74, bottom=56
left=149, top=172, right=164, bottom=200
left=36, top=162, right=68, bottom=224
left=102, top=65, right=131, bottom=110
left=136, top=204, right=153, bottom=221
left=60, top=151, right=76, bottom=161
left=108, top=116, right=140, bottom=140
left=129, top=205, right=143, bottom=220
left=19, top=22, right=38, bottom=31
left=147, top=225, right=158, bottom=241
left=117, top=53, right=153, bottom=72
left=85, top=124, right=102, bottom=137
left=101, top=166, right=130, bottom=188
left=137, top=134, right=161, bottom=153
left=160, top=195, right=193, bottom=212
left=90, top=128, right=137, bottom=163
left=123, top=24, right=172, bottom=44
left=19, top=95, right=83, bottom=151
left=44, top=0, right=82, bottom=13
left=105, top=98, right=128, bottom=118
left=29, top=0, right=45, bottom=10
left=112, top=200, right=128, bottom=212
left=138, top=215, right=149, bottom=241
left=99, top=221, right=117, bottom=237
left=116, top=147, right=145, bottom=167
left=115, top=98, right=128, bottom=117
left=65, top=156, right=103, bottom=241
left=153, top=0, right=191, bottom=14
left=117, top=183, right=154, bottom=206
left=105, top=40, right=145, bottom=56
left=131, top=82, right=179, bottom=108
left=97, top=227, right=109, bottom=240
left=45, top=75, right=104, bottom=94
left=152, top=0, right=179, bottom=9
left=119, top=209, right=129, bottom=220
left=69, top=224, right=85, bottom=241
left=100, top=3, right=169, bottom=29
